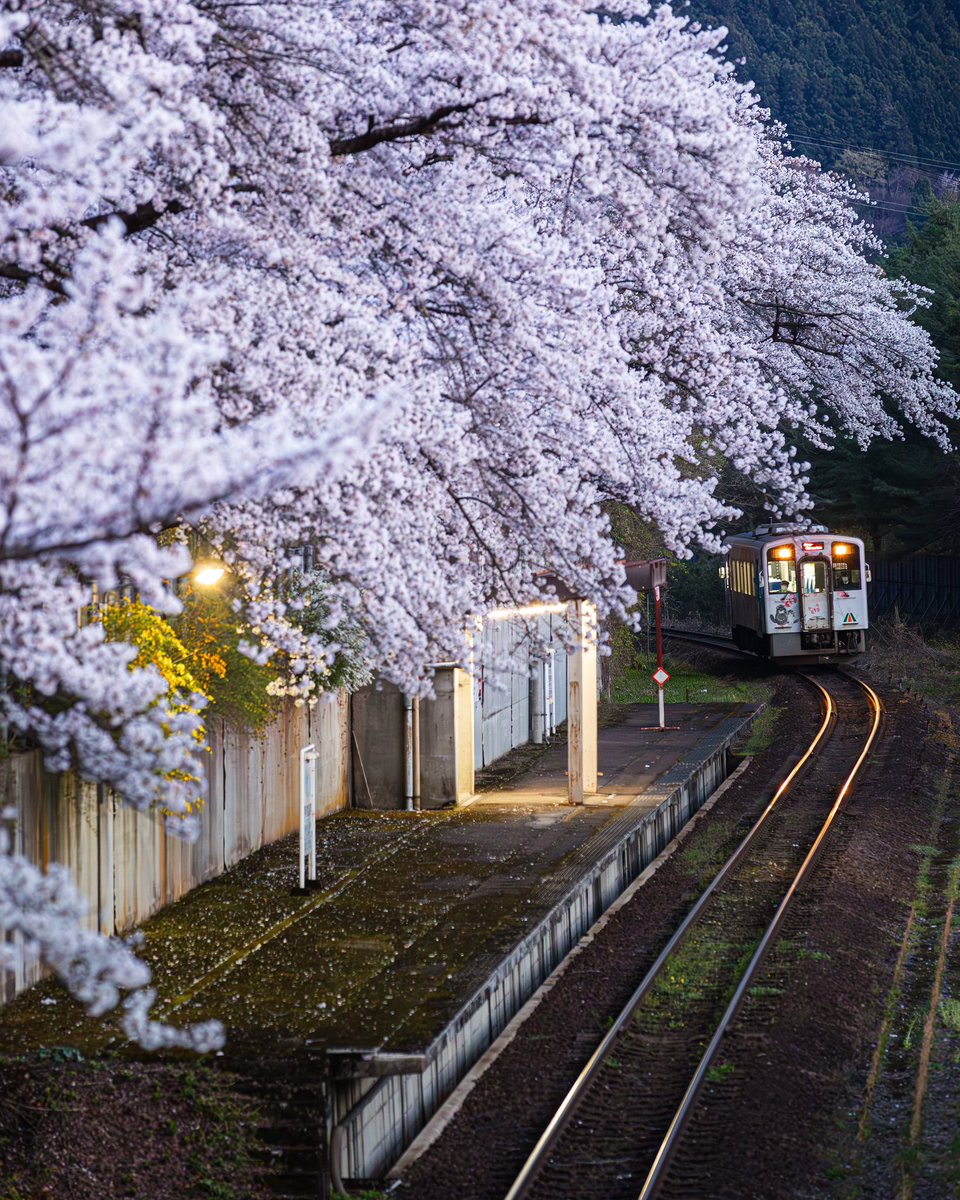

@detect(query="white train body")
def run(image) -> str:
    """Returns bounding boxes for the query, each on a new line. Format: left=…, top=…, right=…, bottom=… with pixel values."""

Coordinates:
left=724, top=524, right=868, bottom=665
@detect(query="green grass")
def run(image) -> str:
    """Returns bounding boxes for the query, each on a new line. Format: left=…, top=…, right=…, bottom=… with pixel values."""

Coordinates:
left=939, top=998, right=960, bottom=1032
left=677, top=819, right=735, bottom=880
left=777, top=936, right=830, bottom=964
left=738, top=704, right=783, bottom=756
left=643, top=934, right=756, bottom=1027
left=613, top=656, right=771, bottom=707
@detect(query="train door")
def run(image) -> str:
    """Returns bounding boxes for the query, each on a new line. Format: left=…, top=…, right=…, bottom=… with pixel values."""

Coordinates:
left=798, top=556, right=832, bottom=630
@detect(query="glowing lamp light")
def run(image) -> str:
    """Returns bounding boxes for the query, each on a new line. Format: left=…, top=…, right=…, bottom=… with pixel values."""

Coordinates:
left=832, top=543, right=851, bottom=557
left=486, top=601, right=569, bottom=620
left=773, top=546, right=794, bottom=560
left=193, top=561, right=226, bottom=588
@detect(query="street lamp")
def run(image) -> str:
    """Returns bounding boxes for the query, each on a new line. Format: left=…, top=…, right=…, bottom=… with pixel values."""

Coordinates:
left=193, top=560, right=226, bottom=588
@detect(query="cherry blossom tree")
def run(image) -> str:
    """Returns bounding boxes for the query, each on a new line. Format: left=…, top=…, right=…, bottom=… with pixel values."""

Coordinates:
left=0, top=0, right=955, bottom=1040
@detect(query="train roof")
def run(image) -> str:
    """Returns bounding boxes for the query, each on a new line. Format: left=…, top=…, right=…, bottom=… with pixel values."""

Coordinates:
left=724, top=524, right=864, bottom=551
left=738, top=523, right=829, bottom=539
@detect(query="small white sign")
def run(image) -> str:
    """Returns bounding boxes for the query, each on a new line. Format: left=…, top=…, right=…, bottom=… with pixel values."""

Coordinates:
left=300, top=744, right=318, bottom=889
left=652, top=667, right=670, bottom=687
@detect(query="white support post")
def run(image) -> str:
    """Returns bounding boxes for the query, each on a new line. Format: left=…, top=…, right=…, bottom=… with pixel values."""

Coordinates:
left=299, top=744, right=318, bottom=888
left=567, top=599, right=598, bottom=804
left=546, top=649, right=556, bottom=736
left=454, top=666, right=475, bottom=802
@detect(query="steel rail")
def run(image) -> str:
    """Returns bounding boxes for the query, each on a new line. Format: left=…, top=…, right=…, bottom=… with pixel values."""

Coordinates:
left=659, top=628, right=740, bottom=653
left=503, top=675, right=838, bottom=1200
left=636, top=675, right=883, bottom=1198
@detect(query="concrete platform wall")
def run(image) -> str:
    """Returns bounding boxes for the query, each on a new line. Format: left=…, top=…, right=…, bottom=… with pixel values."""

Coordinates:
left=474, top=614, right=569, bottom=767
left=353, top=614, right=573, bottom=808
left=352, top=672, right=474, bottom=810
left=1, top=693, right=349, bottom=1002
left=332, top=714, right=751, bottom=1180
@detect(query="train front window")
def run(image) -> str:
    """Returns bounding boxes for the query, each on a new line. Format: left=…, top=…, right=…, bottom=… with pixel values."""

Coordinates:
left=831, top=544, right=862, bottom=590
left=801, top=560, right=828, bottom=594
left=766, top=554, right=796, bottom=594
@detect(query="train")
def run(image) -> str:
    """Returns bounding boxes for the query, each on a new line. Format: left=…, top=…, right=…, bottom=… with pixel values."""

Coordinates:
left=723, top=523, right=868, bottom=665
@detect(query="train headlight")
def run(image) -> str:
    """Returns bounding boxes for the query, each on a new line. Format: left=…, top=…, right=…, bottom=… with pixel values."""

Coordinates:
left=773, top=546, right=794, bottom=560
left=832, top=543, right=851, bottom=557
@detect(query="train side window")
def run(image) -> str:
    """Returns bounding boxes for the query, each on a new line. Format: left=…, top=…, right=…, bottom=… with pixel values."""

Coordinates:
left=766, top=558, right=796, bottom=594
left=832, top=549, right=862, bottom=590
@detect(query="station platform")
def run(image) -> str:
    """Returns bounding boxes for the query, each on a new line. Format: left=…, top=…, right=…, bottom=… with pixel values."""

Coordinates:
left=0, top=699, right=758, bottom=1181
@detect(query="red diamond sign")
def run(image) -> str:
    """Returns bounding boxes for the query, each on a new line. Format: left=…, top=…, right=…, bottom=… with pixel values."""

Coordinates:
left=652, top=667, right=670, bottom=687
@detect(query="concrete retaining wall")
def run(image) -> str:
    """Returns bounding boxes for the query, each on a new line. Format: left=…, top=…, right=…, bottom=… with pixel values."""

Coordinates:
left=473, top=614, right=569, bottom=767
left=2, top=693, right=350, bottom=1002
left=351, top=671, right=474, bottom=810
left=332, top=711, right=751, bottom=1180
left=351, top=615, right=575, bottom=809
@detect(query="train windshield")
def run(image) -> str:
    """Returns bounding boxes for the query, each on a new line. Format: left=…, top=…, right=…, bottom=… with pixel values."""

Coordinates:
left=766, top=550, right=796, bottom=594
left=831, top=544, right=862, bottom=590
left=801, top=559, right=828, bottom=594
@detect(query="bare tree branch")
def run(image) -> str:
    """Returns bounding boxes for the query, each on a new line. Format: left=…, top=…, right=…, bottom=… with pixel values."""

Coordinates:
left=329, top=101, right=479, bottom=156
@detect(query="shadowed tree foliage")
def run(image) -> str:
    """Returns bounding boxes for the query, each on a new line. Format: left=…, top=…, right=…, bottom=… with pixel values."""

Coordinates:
left=887, top=197, right=960, bottom=388
left=682, top=1, right=960, bottom=236
left=805, top=196, right=960, bottom=555
left=804, top=431, right=956, bottom=560
left=683, top=0, right=960, bottom=171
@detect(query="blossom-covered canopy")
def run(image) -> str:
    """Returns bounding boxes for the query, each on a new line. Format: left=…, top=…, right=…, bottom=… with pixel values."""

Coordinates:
left=0, top=0, right=954, bottom=1040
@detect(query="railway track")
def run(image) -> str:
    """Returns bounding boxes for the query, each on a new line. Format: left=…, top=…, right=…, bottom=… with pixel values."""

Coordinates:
left=660, top=627, right=740, bottom=654
left=503, top=670, right=882, bottom=1200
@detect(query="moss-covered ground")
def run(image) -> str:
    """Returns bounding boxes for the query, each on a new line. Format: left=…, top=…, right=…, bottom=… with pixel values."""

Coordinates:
left=0, top=652, right=766, bottom=1197
left=0, top=691, right=757, bottom=1062
left=0, top=1057, right=267, bottom=1200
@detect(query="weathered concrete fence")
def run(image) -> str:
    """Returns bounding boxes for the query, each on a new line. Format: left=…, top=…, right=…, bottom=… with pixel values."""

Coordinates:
left=2, top=614, right=568, bottom=1003
left=1, top=693, right=350, bottom=1000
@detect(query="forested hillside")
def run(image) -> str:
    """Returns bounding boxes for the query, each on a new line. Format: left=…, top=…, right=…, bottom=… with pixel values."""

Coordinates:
left=686, top=0, right=960, bottom=233
left=802, top=197, right=960, bottom=557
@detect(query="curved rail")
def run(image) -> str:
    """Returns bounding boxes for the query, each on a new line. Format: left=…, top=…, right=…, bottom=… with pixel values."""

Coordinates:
left=636, top=674, right=882, bottom=1198
left=659, top=628, right=740, bottom=654
left=503, top=673, right=846, bottom=1200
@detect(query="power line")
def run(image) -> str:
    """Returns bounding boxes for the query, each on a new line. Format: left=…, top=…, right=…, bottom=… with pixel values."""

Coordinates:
left=788, top=129, right=960, bottom=170
left=786, top=131, right=960, bottom=175
left=853, top=197, right=933, bottom=213
left=853, top=196, right=939, bottom=212
left=866, top=206, right=931, bottom=220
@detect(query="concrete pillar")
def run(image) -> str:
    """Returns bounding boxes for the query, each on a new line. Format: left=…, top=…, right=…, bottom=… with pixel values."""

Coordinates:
left=350, top=683, right=405, bottom=808
left=454, top=666, right=475, bottom=802
left=417, top=666, right=475, bottom=808
left=567, top=599, right=598, bottom=804
left=352, top=667, right=476, bottom=811
left=530, top=664, right=544, bottom=744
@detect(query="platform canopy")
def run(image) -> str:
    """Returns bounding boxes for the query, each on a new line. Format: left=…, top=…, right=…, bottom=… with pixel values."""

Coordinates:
left=622, top=558, right=669, bottom=594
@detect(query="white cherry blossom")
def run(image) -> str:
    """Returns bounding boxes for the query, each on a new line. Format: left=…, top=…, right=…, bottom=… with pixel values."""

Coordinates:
left=0, top=0, right=954, bottom=1039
